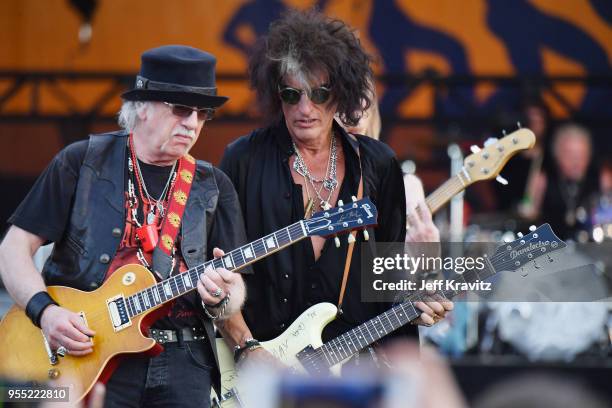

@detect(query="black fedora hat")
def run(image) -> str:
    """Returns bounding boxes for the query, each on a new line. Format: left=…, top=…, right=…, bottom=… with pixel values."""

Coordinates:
left=122, top=45, right=228, bottom=108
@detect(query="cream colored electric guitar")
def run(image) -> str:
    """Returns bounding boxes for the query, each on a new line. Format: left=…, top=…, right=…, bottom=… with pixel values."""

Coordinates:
left=213, top=224, right=565, bottom=408
left=212, top=128, right=537, bottom=407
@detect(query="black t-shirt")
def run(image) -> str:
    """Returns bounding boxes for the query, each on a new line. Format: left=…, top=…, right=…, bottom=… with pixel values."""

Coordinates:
left=220, top=120, right=414, bottom=343
left=9, top=138, right=248, bottom=330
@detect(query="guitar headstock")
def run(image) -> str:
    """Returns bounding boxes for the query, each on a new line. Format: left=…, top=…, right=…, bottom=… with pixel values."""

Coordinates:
left=463, top=128, right=535, bottom=184
left=489, top=224, right=566, bottom=273
left=304, top=198, right=377, bottom=237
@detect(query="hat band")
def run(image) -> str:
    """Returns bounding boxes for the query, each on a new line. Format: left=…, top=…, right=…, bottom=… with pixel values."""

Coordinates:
left=135, top=75, right=218, bottom=96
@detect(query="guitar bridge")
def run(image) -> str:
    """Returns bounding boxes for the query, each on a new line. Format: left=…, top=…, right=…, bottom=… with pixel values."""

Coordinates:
left=106, top=295, right=132, bottom=332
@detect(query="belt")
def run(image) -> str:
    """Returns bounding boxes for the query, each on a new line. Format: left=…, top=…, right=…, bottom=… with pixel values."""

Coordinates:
left=149, top=327, right=206, bottom=344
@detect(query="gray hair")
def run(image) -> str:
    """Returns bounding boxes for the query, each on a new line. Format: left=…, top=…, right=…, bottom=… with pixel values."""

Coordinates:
left=279, top=52, right=310, bottom=90
left=552, top=123, right=592, bottom=158
left=117, top=100, right=148, bottom=131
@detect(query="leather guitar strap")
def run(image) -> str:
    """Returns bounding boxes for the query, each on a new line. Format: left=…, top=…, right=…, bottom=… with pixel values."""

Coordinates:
left=337, top=134, right=364, bottom=315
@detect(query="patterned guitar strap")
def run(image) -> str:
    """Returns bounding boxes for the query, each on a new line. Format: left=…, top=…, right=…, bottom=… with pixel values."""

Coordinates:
left=152, top=154, right=197, bottom=279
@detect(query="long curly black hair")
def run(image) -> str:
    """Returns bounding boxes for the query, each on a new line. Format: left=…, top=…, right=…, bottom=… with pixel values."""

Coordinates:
left=248, top=8, right=374, bottom=127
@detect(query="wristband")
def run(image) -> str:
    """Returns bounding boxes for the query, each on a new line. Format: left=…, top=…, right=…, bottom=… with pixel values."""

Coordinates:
left=233, top=338, right=261, bottom=363
left=25, top=291, right=58, bottom=328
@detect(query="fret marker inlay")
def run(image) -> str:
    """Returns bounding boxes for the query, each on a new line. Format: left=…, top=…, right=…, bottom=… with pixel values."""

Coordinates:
left=266, top=237, right=275, bottom=249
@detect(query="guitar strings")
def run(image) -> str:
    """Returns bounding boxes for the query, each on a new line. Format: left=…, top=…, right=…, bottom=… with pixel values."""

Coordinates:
left=301, top=232, right=552, bottom=367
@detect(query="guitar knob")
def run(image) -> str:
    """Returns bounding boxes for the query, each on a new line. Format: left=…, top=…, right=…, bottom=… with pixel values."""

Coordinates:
left=334, top=236, right=341, bottom=248
left=347, top=234, right=356, bottom=244
left=363, top=230, right=369, bottom=241
left=48, top=368, right=60, bottom=379
left=470, top=145, right=481, bottom=153
left=495, top=175, right=508, bottom=185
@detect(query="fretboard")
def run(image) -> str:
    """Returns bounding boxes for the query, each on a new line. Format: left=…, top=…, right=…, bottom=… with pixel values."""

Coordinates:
left=425, top=173, right=469, bottom=215
left=311, top=255, right=497, bottom=368
left=124, top=221, right=307, bottom=317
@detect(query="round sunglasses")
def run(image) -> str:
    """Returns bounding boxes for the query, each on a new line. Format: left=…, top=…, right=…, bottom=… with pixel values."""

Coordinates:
left=163, top=102, right=215, bottom=121
left=278, top=84, right=332, bottom=105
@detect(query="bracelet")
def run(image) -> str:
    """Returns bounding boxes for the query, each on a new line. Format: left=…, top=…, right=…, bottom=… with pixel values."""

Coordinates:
left=233, top=338, right=261, bottom=363
left=202, top=294, right=230, bottom=321
left=25, top=291, right=58, bottom=328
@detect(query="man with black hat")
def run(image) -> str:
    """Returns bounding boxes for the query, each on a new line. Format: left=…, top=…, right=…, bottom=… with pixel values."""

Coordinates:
left=0, top=45, right=247, bottom=407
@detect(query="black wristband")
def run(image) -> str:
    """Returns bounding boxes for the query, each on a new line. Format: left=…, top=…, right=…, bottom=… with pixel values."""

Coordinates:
left=233, top=338, right=260, bottom=363
left=25, top=291, right=58, bottom=328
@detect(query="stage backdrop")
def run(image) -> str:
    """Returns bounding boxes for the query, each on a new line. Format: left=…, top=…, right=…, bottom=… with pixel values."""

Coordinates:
left=1, top=0, right=610, bottom=117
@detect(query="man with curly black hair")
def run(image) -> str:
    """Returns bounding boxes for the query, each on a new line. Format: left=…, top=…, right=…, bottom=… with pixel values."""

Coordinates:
left=218, top=9, right=451, bottom=366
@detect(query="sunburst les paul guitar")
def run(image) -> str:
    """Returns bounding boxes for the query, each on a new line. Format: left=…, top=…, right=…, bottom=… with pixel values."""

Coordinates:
left=0, top=199, right=379, bottom=403
left=212, top=128, right=537, bottom=407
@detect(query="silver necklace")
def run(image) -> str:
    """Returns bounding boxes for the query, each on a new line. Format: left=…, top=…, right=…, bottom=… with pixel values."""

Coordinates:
left=292, top=133, right=338, bottom=210
left=131, top=157, right=177, bottom=224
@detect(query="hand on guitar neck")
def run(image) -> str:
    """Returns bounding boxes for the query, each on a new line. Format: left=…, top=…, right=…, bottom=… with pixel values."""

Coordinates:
left=404, top=175, right=439, bottom=243
left=196, top=247, right=245, bottom=318
left=403, top=174, right=450, bottom=326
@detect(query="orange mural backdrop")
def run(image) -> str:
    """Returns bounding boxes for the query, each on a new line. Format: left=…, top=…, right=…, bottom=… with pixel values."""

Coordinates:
left=1, top=0, right=610, bottom=118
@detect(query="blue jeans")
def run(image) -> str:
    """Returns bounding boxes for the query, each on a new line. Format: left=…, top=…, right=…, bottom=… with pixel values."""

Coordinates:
left=104, top=341, right=213, bottom=407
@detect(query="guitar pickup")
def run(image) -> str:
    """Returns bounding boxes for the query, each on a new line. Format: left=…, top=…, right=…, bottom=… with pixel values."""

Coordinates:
left=106, top=295, right=132, bottom=332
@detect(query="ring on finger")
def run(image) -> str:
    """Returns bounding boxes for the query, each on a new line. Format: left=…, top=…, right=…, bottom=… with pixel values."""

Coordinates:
left=211, top=287, right=222, bottom=297
left=56, top=345, right=68, bottom=357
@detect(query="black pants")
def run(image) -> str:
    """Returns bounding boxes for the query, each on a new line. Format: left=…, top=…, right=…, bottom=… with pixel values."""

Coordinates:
left=104, top=341, right=213, bottom=407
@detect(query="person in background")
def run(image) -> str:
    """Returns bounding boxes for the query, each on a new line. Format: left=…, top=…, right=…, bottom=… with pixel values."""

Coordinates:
left=530, top=123, right=599, bottom=240
left=493, top=99, right=553, bottom=216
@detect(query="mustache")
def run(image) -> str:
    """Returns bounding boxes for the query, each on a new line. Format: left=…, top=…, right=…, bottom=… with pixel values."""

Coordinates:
left=173, top=127, right=196, bottom=138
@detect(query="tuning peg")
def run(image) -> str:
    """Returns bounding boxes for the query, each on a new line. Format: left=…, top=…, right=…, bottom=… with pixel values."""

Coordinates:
left=502, top=129, right=507, bottom=136
left=363, top=230, right=369, bottom=241
left=484, top=137, right=499, bottom=147
left=337, top=200, right=344, bottom=207
left=495, top=175, right=508, bottom=185
left=334, top=236, right=341, bottom=248
left=347, top=234, right=356, bottom=244
left=529, top=225, right=537, bottom=232
left=517, top=232, right=524, bottom=238
left=517, top=121, right=522, bottom=129
left=470, top=145, right=481, bottom=153
left=351, top=196, right=357, bottom=202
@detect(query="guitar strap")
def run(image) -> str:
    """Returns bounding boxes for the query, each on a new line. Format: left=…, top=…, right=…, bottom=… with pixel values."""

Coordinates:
left=151, top=154, right=197, bottom=279
left=337, top=133, right=363, bottom=315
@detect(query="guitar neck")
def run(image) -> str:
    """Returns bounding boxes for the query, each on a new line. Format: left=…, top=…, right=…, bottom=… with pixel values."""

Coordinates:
left=315, top=257, right=497, bottom=368
left=124, top=221, right=308, bottom=317
left=425, top=173, right=469, bottom=214
left=312, top=173, right=473, bottom=367
left=316, top=173, right=473, bottom=365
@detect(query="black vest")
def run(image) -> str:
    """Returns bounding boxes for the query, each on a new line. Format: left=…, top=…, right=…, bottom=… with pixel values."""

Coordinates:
left=41, top=130, right=222, bottom=390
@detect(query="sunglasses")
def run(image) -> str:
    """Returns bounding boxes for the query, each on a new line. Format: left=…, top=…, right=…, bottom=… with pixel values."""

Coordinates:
left=278, top=84, right=332, bottom=105
left=163, top=102, right=215, bottom=121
